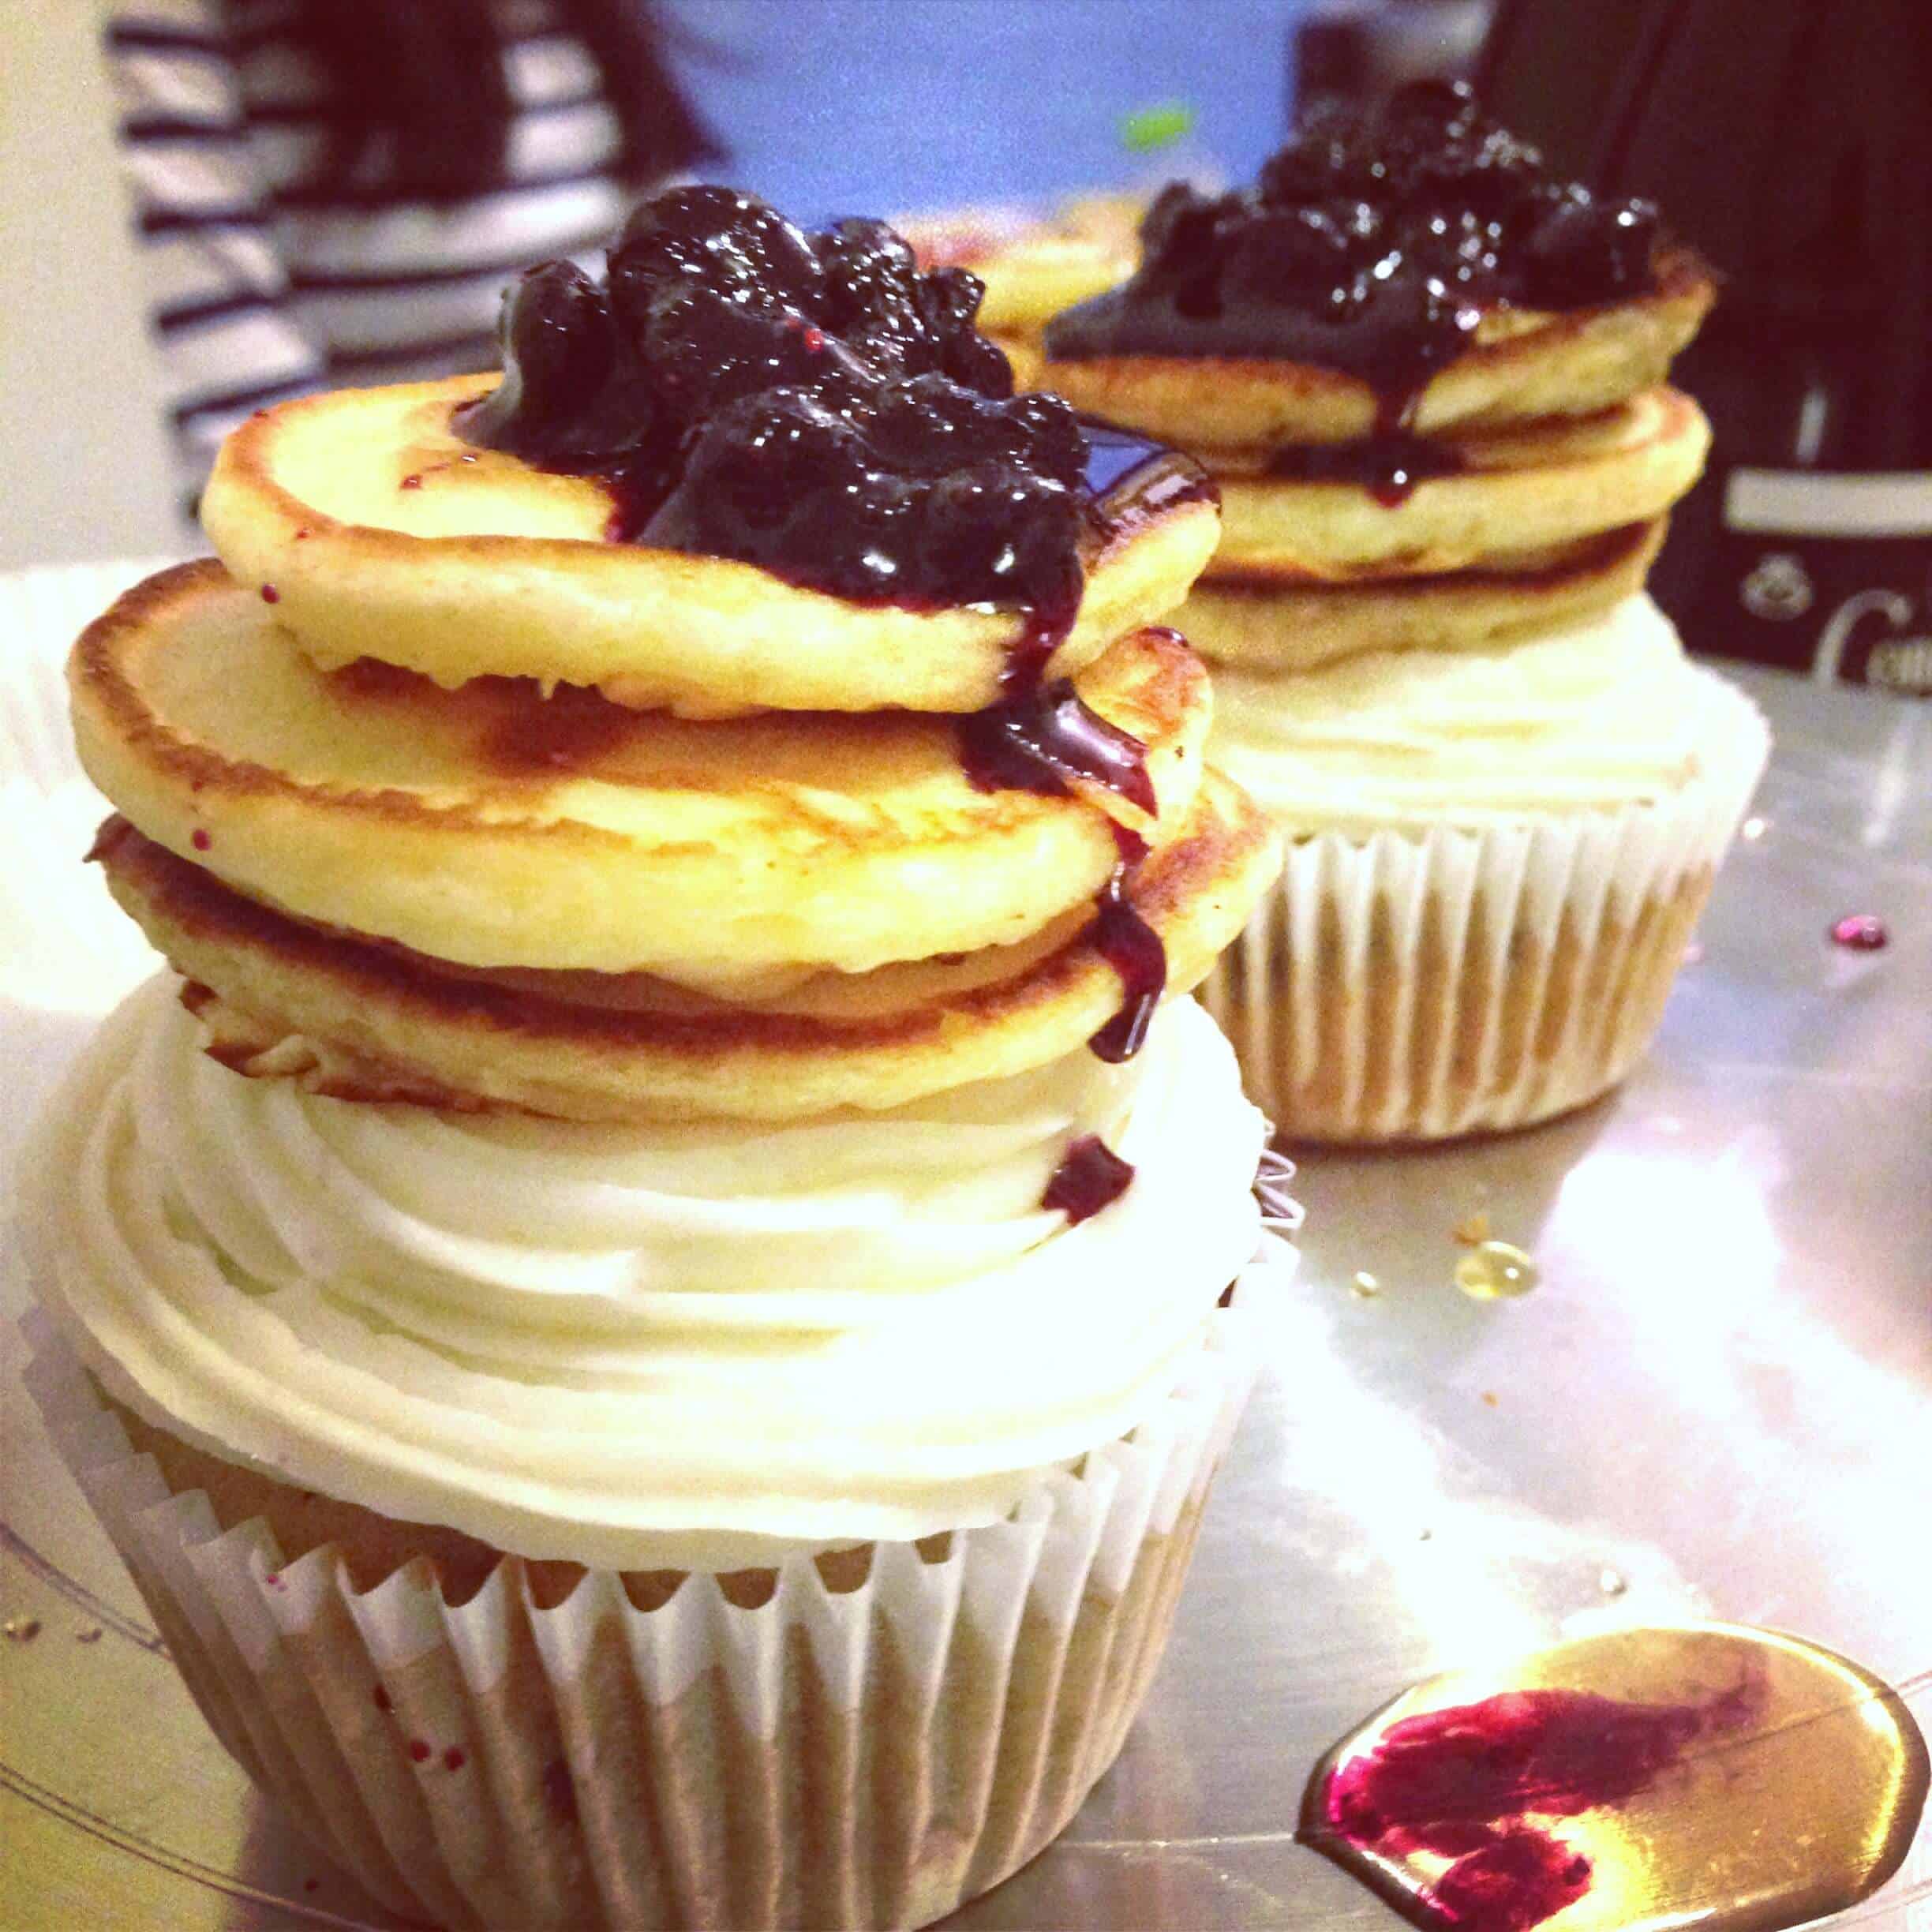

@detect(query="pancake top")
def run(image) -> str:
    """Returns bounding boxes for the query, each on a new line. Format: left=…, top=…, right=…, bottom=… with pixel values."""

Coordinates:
left=902, top=196, right=1140, bottom=334
left=201, top=376, right=1218, bottom=717
left=201, top=184, right=1221, bottom=716
left=1045, top=80, right=1710, bottom=421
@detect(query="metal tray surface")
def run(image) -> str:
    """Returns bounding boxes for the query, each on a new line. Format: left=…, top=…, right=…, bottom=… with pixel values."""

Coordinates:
left=2, top=562, right=1927, bottom=1930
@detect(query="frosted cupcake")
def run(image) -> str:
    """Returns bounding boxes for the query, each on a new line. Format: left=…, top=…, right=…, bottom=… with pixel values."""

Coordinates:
left=1042, top=85, right=1767, bottom=1140
left=19, top=186, right=1290, bottom=1927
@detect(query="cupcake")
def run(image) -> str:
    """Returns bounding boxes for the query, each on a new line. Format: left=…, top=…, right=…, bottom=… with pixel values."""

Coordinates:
left=1042, top=84, right=1769, bottom=1142
left=17, top=187, right=1290, bottom=1927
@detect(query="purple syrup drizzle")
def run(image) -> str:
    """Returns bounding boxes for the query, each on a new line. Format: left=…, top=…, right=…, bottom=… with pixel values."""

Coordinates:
left=1267, top=429, right=1469, bottom=507
left=1087, top=824, right=1166, bottom=1065
left=954, top=428, right=1204, bottom=1067
left=1308, top=1676, right=1765, bottom=1932
left=1041, top=1133, right=1136, bottom=1223
left=957, top=428, right=1208, bottom=816
left=957, top=679, right=1157, bottom=813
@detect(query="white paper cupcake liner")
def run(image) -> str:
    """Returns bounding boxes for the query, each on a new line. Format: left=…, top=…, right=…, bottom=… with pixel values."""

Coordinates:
left=20, top=1234, right=1293, bottom=1931
left=1200, top=669, right=1769, bottom=1142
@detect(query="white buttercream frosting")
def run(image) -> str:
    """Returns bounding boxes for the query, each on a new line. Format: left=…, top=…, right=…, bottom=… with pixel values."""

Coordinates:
left=23, top=979, right=1266, bottom=1569
left=1209, top=594, right=1738, bottom=835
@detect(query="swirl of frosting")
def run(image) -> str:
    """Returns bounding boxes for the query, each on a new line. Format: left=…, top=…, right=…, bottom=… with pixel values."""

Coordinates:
left=24, top=980, right=1264, bottom=1569
left=1208, top=594, right=1728, bottom=836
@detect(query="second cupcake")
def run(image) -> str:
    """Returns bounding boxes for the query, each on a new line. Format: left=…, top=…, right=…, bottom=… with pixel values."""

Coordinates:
left=1043, top=84, right=1769, bottom=1142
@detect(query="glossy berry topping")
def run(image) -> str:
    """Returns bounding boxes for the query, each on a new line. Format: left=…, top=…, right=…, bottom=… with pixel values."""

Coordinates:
left=461, top=185, right=1120, bottom=616
left=1047, top=82, right=1664, bottom=423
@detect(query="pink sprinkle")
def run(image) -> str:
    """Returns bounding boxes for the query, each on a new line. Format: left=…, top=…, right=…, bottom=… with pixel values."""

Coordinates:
left=260, top=584, right=279, bottom=605
left=294, top=527, right=312, bottom=541
left=190, top=829, right=212, bottom=852
left=444, top=1746, right=466, bottom=1771
left=408, top=1739, right=432, bottom=1763
left=802, top=325, right=826, bottom=352
left=372, top=1684, right=392, bottom=1713
left=1830, top=914, right=1888, bottom=951
left=264, top=1573, right=283, bottom=1589
left=400, top=473, right=423, bottom=490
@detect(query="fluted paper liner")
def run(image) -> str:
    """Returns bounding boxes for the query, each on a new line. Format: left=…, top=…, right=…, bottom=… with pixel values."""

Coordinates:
left=21, top=1241, right=1290, bottom=1930
left=1200, top=669, right=1769, bottom=1142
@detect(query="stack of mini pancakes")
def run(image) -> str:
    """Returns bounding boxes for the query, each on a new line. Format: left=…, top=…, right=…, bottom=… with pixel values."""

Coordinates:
left=1047, top=256, right=1713, bottom=700
left=1041, top=103, right=1769, bottom=1143
left=38, top=177, right=1311, bottom=1926
left=72, top=373, right=1275, bottom=1130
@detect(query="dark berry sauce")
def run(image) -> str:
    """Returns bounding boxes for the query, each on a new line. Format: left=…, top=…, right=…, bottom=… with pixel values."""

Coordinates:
left=1042, top=1134, right=1136, bottom=1223
left=1305, top=1675, right=1764, bottom=1932
left=462, top=185, right=1128, bottom=620
left=955, top=432, right=1207, bottom=809
left=1267, top=430, right=1468, bottom=507
left=957, top=680, right=1156, bottom=813
left=1829, top=914, right=1887, bottom=951
left=1047, top=81, right=1664, bottom=432
left=1087, top=824, right=1166, bottom=1065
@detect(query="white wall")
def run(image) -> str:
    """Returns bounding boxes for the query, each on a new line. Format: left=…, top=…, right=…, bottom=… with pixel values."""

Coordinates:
left=0, top=1, right=181, bottom=570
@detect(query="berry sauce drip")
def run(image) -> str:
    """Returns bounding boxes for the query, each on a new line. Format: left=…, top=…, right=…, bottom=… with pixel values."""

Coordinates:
left=1307, top=1676, right=1764, bottom=1932
left=1267, top=431, right=1468, bottom=507
left=957, top=680, right=1156, bottom=813
left=956, top=436, right=1207, bottom=814
left=1041, top=1134, right=1136, bottom=1224
left=1088, top=825, right=1166, bottom=1065
left=1046, top=80, right=1664, bottom=435
left=459, top=184, right=1104, bottom=620
left=1829, top=914, right=1887, bottom=951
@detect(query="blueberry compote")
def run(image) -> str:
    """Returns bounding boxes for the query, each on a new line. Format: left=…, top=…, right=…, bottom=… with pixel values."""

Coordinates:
left=1042, top=1134, right=1136, bottom=1224
left=466, top=188, right=1201, bottom=1073
left=463, top=184, right=1090, bottom=616
left=1046, top=80, right=1665, bottom=436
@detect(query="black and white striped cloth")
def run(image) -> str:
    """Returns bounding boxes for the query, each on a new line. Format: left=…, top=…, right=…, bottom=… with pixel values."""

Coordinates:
left=108, top=0, right=633, bottom=523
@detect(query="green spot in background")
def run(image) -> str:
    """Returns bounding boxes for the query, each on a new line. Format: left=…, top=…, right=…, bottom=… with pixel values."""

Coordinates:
left=1121, top=101, right=1195, bottom=153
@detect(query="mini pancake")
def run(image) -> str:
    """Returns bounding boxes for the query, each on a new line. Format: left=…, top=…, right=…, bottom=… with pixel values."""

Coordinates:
left=94, top=780, right=1282, bottom=1120
left=1041, top=250, right=1714, bottom=448
left=1177, top=522, right=1664, bottom=673
left=200, top=376, right=1219, bottom=717
left=70, top=565, right=1210, bottom=987
left=904, top=196, right=1140, bottom=334
left=1208, top=388, right=1706, bottom=581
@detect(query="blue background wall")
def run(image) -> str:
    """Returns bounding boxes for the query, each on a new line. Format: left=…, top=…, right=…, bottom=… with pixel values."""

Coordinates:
left=661, top=1, right=1307, bottom=218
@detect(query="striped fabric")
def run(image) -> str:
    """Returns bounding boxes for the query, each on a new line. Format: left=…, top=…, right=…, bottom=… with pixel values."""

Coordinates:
left=107, top=0, right=631, bottom=523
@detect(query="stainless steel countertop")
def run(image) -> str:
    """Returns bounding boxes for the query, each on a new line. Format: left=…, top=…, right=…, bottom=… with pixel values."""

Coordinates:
left=4, top=650, right=1929, bottom=1930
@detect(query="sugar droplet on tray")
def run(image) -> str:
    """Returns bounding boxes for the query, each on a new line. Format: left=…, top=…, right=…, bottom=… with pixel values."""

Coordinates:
left=1455, top=1241, right=1539, bottom=1300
